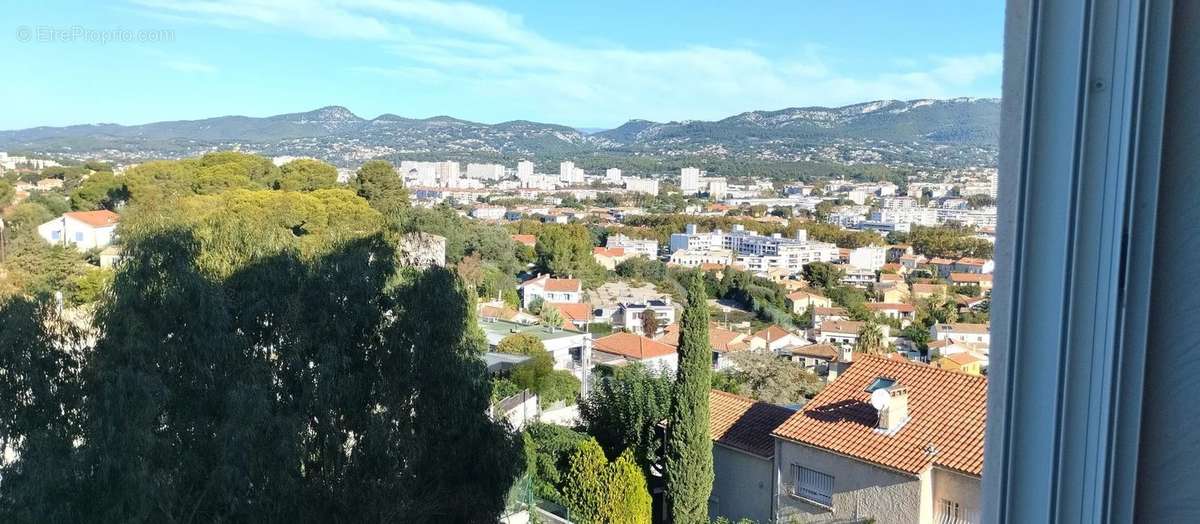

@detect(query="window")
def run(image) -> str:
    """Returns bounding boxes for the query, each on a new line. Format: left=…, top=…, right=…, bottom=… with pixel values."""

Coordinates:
left=74, top=231, right=84, bottom=242
left=790, top=464, right=833, bottom=507
left=51, top=230, right=61, bottom=241
left=939, top=499, right=961, bottom=523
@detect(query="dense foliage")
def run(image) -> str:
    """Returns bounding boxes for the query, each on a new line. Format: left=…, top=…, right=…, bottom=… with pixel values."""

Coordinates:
left=0, top=188, right=524, bottom=523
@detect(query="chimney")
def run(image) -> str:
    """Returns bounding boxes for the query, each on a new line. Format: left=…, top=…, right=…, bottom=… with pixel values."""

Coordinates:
left=878, top=385, right=909, bottom=431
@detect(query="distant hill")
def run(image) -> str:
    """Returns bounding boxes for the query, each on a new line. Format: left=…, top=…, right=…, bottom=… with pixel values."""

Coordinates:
left=0, top=98, right=1000, bottom=168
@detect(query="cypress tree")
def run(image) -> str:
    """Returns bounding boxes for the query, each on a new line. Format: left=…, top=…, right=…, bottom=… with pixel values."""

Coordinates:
left=665, top=273, right=714, bottom=523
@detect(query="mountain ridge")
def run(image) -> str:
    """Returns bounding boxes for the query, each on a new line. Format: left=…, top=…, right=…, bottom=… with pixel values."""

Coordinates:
left=0, top=98, right=1001, bottom=168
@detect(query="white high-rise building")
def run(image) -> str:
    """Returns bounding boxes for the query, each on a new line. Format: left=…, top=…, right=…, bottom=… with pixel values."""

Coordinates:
left=466, top=163, right=506, bottom=180
left=517, top=160, right=534, bottom=180
left=624, top=177, right=659, bottom=196
left=436, top=161, right=461, bottom=187
left=669, top=224, right=839, bottom=272
left=606, top=168, right=623, bottom=184
left=559, top=161, right=576, bottom=182
left=680, top=167, right=701, bottom=193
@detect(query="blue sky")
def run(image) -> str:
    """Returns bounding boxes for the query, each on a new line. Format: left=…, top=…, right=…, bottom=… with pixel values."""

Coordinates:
left=4, top=1, right=1005, bottom=130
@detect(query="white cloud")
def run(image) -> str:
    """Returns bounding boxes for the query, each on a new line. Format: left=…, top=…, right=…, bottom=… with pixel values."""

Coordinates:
left=163, top=60, right=218, bottom=74
left=129, top=0, right=1001, bottom=124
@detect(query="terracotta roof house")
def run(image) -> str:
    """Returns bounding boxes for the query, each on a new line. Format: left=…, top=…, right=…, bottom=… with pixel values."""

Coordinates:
left=547, top=302, right=592, bottom=329
left=592, top=332, right=678, bottom=375
left=707, top=390, right=797, bottom=523
left=911, top=283, right=948, bottom=299
left=934, top=352, right=985, bottom=376
left=37, top=210, right=120, bottom=251
left=812, top=306, right=851, bottom=324
left=752, top=325, right=808, bottom=353
left=949, top=272, right=994, bottom=290
left=865, top=302, right=917, bottom=324
left=815, top=320, right=890, bottom=347
left=519, top=274, right=582, bottom=309
left=510, top=234, right=537, bottom=247
left=787, top=289, right=833, bottom=314
left=659, top=323, right=752, bottom=370
left=592, top=246, right=634, bottom=270
left=787, top=343, right=849, bottom=380
left=772, top=355, right=987, bottom=523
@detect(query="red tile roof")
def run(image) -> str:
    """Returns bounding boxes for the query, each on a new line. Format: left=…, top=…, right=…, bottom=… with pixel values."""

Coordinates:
left=949, top=273, right=993, bottom=283
left=773, top=354, right=987, bottom=477
left=753, top=325, right=794, bottom=344
left=789, top=343, right=839, bottom=361
left=955, top=257, right=989, bottom=266
left=548, top=302, right=591, bottom=322
left=511, top=234, right=536, bottom=247
left=594, top=332, right=677, bottom=360
left=519, top=274, right=581, bottom=293
left=813, top=307, right=850, bottom=317
left=936, top=323, right=990, bottom=335
left=659, top=323, right=749, bottom=353
left=593, top=246, right=626, bottom=257
left=709, top=390, right=796, bottom=458
left=787, top=289, right=827, bottom=301
left=818, top=320, right=865, bottom=335
left=65, top=210, right=120, bottom=228
left=865, top=303, right=916, bottom=313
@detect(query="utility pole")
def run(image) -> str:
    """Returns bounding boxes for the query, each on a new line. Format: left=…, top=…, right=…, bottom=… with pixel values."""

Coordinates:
left=0, top=217, right=6, bottom=263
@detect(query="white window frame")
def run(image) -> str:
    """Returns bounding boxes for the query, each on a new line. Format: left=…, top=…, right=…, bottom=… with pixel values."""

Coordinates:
left=985, top=0, right=1174, bottom=521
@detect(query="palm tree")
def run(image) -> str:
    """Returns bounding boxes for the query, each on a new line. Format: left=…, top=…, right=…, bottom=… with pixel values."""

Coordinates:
left=854, top=321, right=887, bottom=355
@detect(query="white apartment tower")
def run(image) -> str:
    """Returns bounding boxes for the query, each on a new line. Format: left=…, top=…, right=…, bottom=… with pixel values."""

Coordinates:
left=680, top=167, right=702, bottom=194
left=606, top=168, right=623, bottom=184
left=517, top=160, right=534, bottom=180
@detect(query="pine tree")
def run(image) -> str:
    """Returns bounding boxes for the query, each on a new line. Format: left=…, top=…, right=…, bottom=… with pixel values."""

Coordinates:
left=665, top=273, right=714, bottom=523
left=563, top=439, right=610, bottom=523
left=607, top=450, right=653, bottom=524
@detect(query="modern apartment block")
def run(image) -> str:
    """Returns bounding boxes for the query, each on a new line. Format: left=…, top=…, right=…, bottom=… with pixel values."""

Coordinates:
left=670, top=224, right=839, bottom=272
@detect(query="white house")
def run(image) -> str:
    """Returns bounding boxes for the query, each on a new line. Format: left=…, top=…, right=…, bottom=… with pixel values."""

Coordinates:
left=519, top=274, right=582, bottom=308
left=931, top=323, right=990, bottom=345
left=37, top=210, right=119, bottom=251
left=610, top=299, right=676, bottom=336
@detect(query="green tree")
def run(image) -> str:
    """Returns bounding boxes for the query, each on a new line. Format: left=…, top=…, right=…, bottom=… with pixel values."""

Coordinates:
left=802, top=261, right=845, bottom=290
left=854, top=321, right=887, bottom=354
left=0, top=187, right=524, bottom=522
left=579, top=364, right=673, bottom=476
left=563, top=439, right=610, bottom=523
left=640, top=308, right=659, bottom=337
left=727, top=351, right=823, bottom=403
left=534, top=224, right=605, bottom=287
left=540, top=305, right=566, bottom=329
left=353, top=160, right=410, bottom=219
left=498, top=333, right=555, bottom=394
left=0, top=180, right=14, bottom=208
left=607, top=450, right=653, bottom=524
left=276, top=158, right=338, bottom=191
left=69, top=171, right=128, bottom=210
left=665, top=273, right=714, bottom=523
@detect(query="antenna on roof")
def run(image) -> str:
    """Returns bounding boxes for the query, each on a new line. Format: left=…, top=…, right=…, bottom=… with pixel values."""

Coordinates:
left=870, top=388, right=891, bottom=412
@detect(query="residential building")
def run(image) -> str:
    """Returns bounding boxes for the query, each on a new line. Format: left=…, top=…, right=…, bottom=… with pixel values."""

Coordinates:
left=949, top=272, right=993, bottom=291
left=771, top=355, right=986, bottom=524
left=478, top=318, right=592, bottom=382
left=680, top=166, right=702, bottom=193
left=517, top=160, right=534, bottom=179
left=786, top=343, right=849, bottom=380
left=847, top=245, right=887, bottom=270
left=811, top=307, right=850, bottom=325
left=911, top=283, right=948, bottom=300
left=669, top=248, right=735, bottom=268
left=605, top=234, right=658, bottom=258
left=546, top=302, right=593, bottom=330
left=519, top=274, right=582, bottom=308
left=669, top=224, right=839, bottom=272
left=787, top=289, right=832, bottom=314
left=707, top=390, right=797, bottom=524
left=605, top=167, right=622, bottom=183
left=609, top=299, right=675, bottom=336
left=592, top=332, right=678, bottom=375
left=934, top=353, right=985, bottom=376
left=864, top=303, right=917, bottom=325
left=953, top=257, right=994, bottom=274
left=37, top=210, right=119, bottom=251
left=659, top=323, right=754, bottom=371
left=465, top=163, right=506, bottom=180
left=839, top=265, right=876, bottom=288
left=931, top=323, right=990, bottom=345
left=752, top=325, right=808, bottom=354
left=470, top=205, right=507, bottom=220
left=592, top=246, right=634, bottom=270
left=624, top=177, right=660, bottom=195
left=98, top=245, right=124, bottom=268
left=815, top=320, right=890, bottom=347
